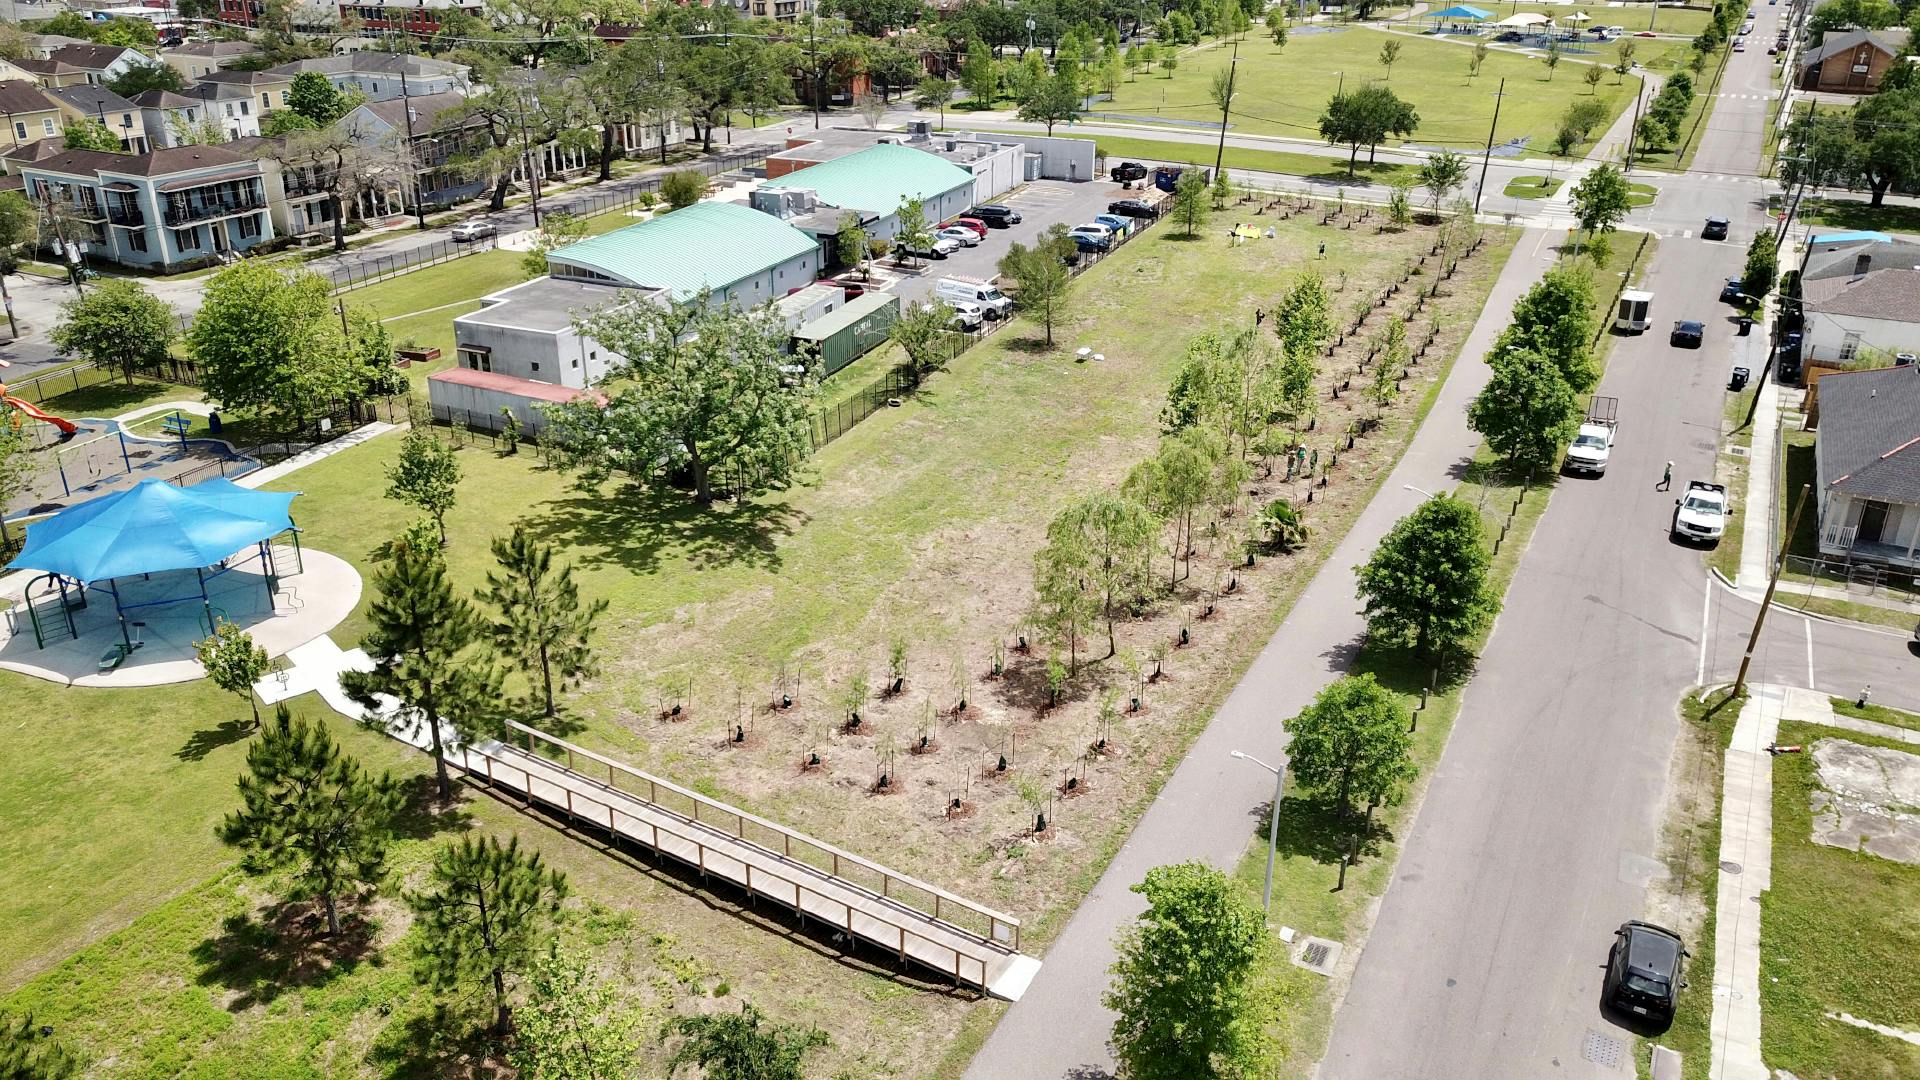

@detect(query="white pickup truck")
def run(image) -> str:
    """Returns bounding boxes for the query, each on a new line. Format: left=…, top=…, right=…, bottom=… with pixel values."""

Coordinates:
left=1672, top=481, right=1730, bottom=544
left=1565, top=396, right=1619, bottom=476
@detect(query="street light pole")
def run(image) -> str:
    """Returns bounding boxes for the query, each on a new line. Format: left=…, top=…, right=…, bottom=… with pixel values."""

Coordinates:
left=1230, top=749, right=1285, bottom=917
left=1733, top=483, right=1811, bottom=697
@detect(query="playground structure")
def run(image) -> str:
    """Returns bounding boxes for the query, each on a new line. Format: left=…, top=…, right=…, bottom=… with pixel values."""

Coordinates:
left=3, top=413, right=259, bottom=523
left=0, top=360, right=78, bottom=439
left=0, top=478, right=358, bottom=687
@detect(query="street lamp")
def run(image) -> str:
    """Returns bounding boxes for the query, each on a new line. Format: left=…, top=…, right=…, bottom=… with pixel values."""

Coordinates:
left=1230, top=749, right=1285, bottom=917
left=1403, top=483, right=1437, bottom=498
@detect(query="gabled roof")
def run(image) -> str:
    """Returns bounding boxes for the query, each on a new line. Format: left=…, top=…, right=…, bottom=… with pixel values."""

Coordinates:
left=164, top=40, right=262, bottom=58
left=13, top=58, right=85, bottom=76
left=1802, top=236, right=1920, bottom=282
left=1802, top=266, right=1920, bottom=319
left=183, top=80, right=253, bottom=100
left=760, top=143, right=974, bottom=214
left=46, top=44, right=142, bottom=71
left=1798, top=28, right=1909, bottom=70
left=22, top=34, right=94, bottom=50
left=268, top=53, right=467, bottom=80
left=48, top=84, right=139, bottom=115
left=128, top=88, right=205, bottom=109
left=1817, top=365, right=1920, bottom=504
left=356, top=91, right=471, bottom=132
left=21, top=144, right=257, bottom=179
left=195, top=67, right=292, bottom=86
left=0, top=79, right=60, bottom=115
left=547, top=201, right=820, bottom=298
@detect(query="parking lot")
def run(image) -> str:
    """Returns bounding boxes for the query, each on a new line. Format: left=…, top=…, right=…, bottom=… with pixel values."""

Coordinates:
left=888, top=177, right=1137, bottom=306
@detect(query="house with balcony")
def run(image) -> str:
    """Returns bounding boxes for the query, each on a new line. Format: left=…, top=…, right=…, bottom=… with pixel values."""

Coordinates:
left=268, top=52, right=471, bottom=102
left=191, top=68, right=295, bottom=121
left=228, top=133, right=342, bottom=240
left=0, top=79, right=66, bottom=154
left=336, top=90, right=489, bottom=211
left=1814, top=363, right=1920, bottom=568
left=18, top=145, right=275, bottom=271
left=159, top=40, right=263, bottom=82
left=48, top=85, right=150, bottom=153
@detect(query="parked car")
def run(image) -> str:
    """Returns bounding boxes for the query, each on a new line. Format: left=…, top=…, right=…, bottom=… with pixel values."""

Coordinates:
left=1768, top=42, right=1779, bottom=53
left=937, top=226, right=981, bottom=247
left=1602, top=922, right=1688, bottom=1025
left=947, top=300, right=986, bottom=331
left=451, top=220, right=497, bottom=242
left=904, top=234, right=960, bottom=259
left=823, top=276, right=866, bottom=298
left=944, top=217, right=989, bottom=238
left=970, top=204, right=1022, bottom=227
left=1721, top=277, right=1747, bottom=303
left=1110, top=161, right=1149, bottom=183
left=1068, top=226, right=1112, bottom=250
left=1672, top=481, right=1729, bottom=544
left=1069, top=232, right=1107, bottom=255
left=1733, top=36, right=1746, bottom=50
left=1094, top=214, right=1134, bottom=237
left=1635, top=29, right=1658, bottom=36
left=1702, top=216, right=1729, bottom=240
left=1670, top=320, right=1705, bottom=348
left=1107, top=198, right=1157, bottom=219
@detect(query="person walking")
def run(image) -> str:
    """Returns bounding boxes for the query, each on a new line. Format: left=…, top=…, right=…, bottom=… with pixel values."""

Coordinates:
left=1659, top=461, right=1673, bottom=491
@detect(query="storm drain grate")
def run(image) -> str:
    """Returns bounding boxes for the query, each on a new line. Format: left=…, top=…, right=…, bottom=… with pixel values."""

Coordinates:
left=1726, top=445, right=1751, bottom=458
left=1583, top=1030, right=1625, bottom=1068
left=1290, top=936, right=1342, bottom=977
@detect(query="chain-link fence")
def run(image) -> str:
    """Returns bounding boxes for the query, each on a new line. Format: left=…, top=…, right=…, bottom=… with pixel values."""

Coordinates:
left=326, top=234, right=498, bottom=292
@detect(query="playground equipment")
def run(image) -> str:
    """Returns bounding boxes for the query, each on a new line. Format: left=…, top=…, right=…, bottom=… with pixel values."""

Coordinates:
left=0, top=361, right=78, bottom=439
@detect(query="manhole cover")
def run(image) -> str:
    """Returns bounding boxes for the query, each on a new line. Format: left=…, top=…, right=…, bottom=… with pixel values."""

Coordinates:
left=1720, top=860, right=1743, bottom=874
left=1582, top=1030, right=1625, bottom=1067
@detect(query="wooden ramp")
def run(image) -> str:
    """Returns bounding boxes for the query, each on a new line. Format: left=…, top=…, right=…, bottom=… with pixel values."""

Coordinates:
left=453, top=721, right=1042, bottom=1002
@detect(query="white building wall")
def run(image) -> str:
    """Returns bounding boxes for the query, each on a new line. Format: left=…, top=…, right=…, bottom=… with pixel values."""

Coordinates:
left=1804, top=309, right=1920, bottom=362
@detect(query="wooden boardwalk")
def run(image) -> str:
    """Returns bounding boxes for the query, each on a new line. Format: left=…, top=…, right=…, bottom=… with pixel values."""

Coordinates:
left=453, top=721, right=1042, bottom=1001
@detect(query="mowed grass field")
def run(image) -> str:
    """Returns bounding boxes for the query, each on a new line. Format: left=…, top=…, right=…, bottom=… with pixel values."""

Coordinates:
left=2, top=201, right=1517, bottom=1076
left=1105, top=26, right=1642, bottom=157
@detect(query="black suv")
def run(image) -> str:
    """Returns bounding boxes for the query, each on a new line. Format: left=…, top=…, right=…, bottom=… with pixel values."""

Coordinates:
left=1671, top=320, right=1705, bottom=348
left=1110, top=161, right=1149, bottom=183
left=969, top=205, right=1022, bottom=228
left=1702, top=216, right=1729, bottom=240
left=1107, top=199, right=1157, bottom=219
left=1602, top=921, right=1687, bottom=1024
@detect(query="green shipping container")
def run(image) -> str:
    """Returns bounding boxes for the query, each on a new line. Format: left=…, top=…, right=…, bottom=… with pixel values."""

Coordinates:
left=794, top=292, right=901, bottom=376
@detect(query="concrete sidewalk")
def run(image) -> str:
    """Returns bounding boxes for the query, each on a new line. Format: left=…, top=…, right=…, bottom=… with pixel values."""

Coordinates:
left=963, top=228, right=1563, bottom=1080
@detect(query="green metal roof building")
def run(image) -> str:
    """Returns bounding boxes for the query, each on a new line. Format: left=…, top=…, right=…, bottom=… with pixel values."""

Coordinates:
left=761, top=144, right=977, bottom=237
left=545, top=201, right=824, bottom=307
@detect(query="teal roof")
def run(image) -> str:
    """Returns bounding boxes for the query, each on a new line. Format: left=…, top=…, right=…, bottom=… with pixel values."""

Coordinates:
left=764, top=144, right=975, bottom=214
left=546, top=201, right=819, bottom=297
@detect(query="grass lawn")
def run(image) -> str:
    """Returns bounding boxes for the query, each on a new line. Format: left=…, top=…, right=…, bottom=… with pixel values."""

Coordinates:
left=1707, top=377, right=1759, bottom=583
left=1797, top=195, right=1920, bottom=235
left=1104, top=28, right=1641, bottom=157
left=1504, top=174, right=1563, bottom=199
left=3, top=204, right=1519, bottom=1076
left=1829, top=695, right=1920, bottom=731
left=1224, top=232, right=1653, bottom=1076
left=1762, top=719, right=1920, bottom=1077
left=1628, top=181, right=1658, bottom=207
left=1634, top=45, right=1731, bottom=171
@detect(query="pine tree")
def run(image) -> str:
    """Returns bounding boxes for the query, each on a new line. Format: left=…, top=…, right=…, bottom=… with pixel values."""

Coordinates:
left=194, top=618, right=271, bottom=728
left=0, top=1011, right=80, bottom=1078
left=408, top=835, right=568, bottom=1032
left=342, top=536, right=503, bottom=801
left=479, top=526, right=609, bottom=719
left=216, top=705, right=406, bottom=936
left=385, top=422, right=461, bottom=546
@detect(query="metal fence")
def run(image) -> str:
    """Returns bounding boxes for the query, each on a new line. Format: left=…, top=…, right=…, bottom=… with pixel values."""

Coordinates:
left=3, top=357, right=206, bottom=405
left=325, top=234, right=499, bottom=292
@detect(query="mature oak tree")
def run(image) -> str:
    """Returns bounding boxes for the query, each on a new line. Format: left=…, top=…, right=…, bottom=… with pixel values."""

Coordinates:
left=1354, top=494, right=1498, bottom=659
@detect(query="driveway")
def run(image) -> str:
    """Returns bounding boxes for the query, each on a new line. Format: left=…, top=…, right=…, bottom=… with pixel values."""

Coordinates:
left=888, top=178, right=1132, bottom=306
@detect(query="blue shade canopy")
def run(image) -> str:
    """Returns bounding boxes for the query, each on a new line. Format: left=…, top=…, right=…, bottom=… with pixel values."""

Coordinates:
left=1428, top=5, right=1493, bottom=17
left=7, top=477, right=297, bottom=585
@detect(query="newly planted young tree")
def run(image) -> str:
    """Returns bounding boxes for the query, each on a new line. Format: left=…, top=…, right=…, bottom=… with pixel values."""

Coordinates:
left=1417, top=149, right=1469, bottom=216
left=194, top=619, right=271, bottom=728
left=1035, top=494, right=1160, bottom=658
left=544, top=291, right=817, bottom=504
left=835, top=211, right=871, bottom=279
left=1377, top=38, right=1401, bottom=79
left=217, top=705, right=406, bottom=937
left=1355, top=495, right=1498, bottom=659
left=479, top=525, right=608, bottom=719
left=342, top=537, right=503, bottom=801
left=665, top=1003, right=829, bottom=1080
left=408, top=835, right=568, bottom=1032
left=1104, top=861, right=1273, bottom=1080
left=49, top=279, right=175, bottom=386
left=1171, top=166, right=1210, bottom=237
left=1125, top=426, right=1225, bottom=584
left=1285, top=672, right=1415, bottom=819
left=509, top=948, right=647, bottom=1080
left=1386, top=176, right=1414, bottom=229
left=385, top=422, right=461, bottom=546
left=998, top=224, right=1074, bottom=346
left=895, top=195, right=935, bottom=265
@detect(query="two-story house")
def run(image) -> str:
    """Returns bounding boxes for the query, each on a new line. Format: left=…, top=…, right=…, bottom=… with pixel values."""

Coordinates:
left=19, top=145, right=276, bottom=270
left=38, top=44, right=151, bottom=87
left=267, top=52, right=471, bottom=102
left=335, top=0, right=484, bottom=41
left=228, top=133, right=340, bottom=241
left=182, top=79, right=265, bottom=140
left=159, top=40, right=263, bottom=82
left=129, top=89, right=216, bottom=148
left=18, top=34, right=94, bottom=60
left=48, top=85, right=150, bottom=153
left=0, top=79, right=66, bottom=154
left=336, top=91, right=489, bottom=211
left=190, top=68, right=295, bottom=121
left=13, top=57, right=96, bottom=89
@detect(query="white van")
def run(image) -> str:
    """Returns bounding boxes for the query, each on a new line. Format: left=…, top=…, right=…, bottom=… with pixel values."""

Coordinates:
left=1615, top=289, right=1653, bottom=333
left=935, top=276, right=1014, bottom=319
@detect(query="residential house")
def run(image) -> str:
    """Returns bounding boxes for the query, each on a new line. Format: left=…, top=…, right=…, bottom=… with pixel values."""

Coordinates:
left=1800, top=264, right=1920, bottom=367
left=336, top=91, right=488, bottom=211
left=18, top=144, right=276, bottom=269
left=227, top=133, right=339, bottom=240
left=268, top=52, right=471, bottom=102
left=1799, top=231, right=1920, bottom=284
left=129, top=88, right=215, bottom=148
left=336, top=0, right=485, bottom=40
left=0, top=58, right=46, bottom=84
left=40, top=44, right=151, bottom=87
left=183, top=80, right=265, bottom=140
left=1797, top=28, right=1911, bottom=93
left=0, top=79, right=66, bottom=154
left=48, top=85, right=150, bottom=153
left=13, top=57, right=98, bottom=89
left=159, top=40, right=263, bottom=82
left=1813, top=363, right=1920, bottom=568
left=17, top=34, right=93, bottom=61
left=191, top=67, right=295, bottom=121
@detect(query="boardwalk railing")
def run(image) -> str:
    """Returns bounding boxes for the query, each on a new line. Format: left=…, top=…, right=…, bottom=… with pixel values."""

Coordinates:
left=485, top=720, right=1022, bottom=955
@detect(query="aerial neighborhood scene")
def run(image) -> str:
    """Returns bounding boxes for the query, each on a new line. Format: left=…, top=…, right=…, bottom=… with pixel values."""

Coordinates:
left=2, top=0, right=1918, bottom=1073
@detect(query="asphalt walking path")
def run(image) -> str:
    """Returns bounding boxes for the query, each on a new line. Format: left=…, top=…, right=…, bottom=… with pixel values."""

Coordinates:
left=961, top=227, right=1561, bottom=1079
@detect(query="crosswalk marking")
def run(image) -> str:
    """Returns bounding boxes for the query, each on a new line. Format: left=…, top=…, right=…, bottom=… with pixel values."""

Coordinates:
left=1683, top=229, right=1693, bottom=238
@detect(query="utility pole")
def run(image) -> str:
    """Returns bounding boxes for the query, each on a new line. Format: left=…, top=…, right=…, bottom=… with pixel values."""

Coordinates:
left=809, top=17, right=821, bottom=130
left=1212, top=49, right=1239, bottom=178
left=1475, top=77, right=1506, bottom=214
left=1624, top=83, right=1644, bottom=165
left=399, top=66, right=427, bottom=231
left=512, top=84, right=543, bottom=228
left=1734, top=484, right=1811, bottom=697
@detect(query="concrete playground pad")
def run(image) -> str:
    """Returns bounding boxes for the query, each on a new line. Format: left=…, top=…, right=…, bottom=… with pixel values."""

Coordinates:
left=0, top=549, right=361, bottom=688
left=1810, top=738, right=1920, bottom=865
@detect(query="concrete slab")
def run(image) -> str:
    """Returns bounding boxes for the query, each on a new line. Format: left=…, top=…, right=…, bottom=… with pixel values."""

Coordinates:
left=1808, top=739, right=1920, bottom=864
